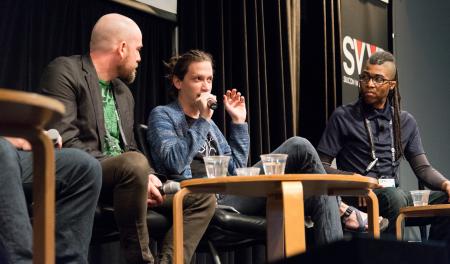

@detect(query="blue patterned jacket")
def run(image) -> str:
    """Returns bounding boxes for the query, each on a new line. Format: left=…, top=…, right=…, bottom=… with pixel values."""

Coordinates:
left=146, top=100, right=250, bottom=181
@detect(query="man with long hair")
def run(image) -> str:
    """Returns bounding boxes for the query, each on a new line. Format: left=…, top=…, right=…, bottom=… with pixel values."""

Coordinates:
left=147, top=49, right=344, bottom=247
left=318, top=51, right=450, bottom=240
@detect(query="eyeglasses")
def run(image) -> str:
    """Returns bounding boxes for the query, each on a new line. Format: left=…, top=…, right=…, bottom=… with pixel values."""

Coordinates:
left=359, top=73, right=393, bottom=86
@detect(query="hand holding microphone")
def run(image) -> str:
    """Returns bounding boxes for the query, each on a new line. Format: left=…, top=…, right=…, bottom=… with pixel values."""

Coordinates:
left=46, top=129, right=62, bottom=149
left=147, top=174, right=164, bottom=207
left=207, top=98, right=218, bottom=110
left=157, top=180, right=181, bottom=195
left=197, top=93, right=216, bottom=120
left=148, top=180, right=180, bottom=207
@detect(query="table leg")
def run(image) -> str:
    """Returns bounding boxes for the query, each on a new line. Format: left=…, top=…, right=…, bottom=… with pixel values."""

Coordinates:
left=396, top=213, right=405, bottom=240
left=366, top=189, right=380, bottom=238
left=266, top=193, right=284, bottom=263
left=173, top=187, right=191, bottom=264
left=31, top=130, right=55, bottom=264
left=282, top=181, right=305, bottom=257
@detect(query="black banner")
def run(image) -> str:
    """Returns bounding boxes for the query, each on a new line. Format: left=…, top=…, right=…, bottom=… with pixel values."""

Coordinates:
left=338, top=0, right=389, bottom=104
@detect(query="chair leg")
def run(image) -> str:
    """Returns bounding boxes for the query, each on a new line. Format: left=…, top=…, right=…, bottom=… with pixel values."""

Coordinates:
left=396, top=213, right=405, bottom=240
left=207, top=240, right=221, bottom=264
left=419, top=225, right=428, bottom=242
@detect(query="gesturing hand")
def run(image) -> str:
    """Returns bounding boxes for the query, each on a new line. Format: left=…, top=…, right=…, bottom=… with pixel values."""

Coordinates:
left=223, top=89, right=246, bottom=124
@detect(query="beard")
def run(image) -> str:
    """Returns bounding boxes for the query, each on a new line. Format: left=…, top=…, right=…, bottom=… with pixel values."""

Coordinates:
left=118, top=62, right=137, bottom=84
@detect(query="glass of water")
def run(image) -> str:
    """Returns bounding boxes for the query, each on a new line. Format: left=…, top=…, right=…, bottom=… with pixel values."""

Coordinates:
left=203, top=156, right=230, bottom=178
left=410, top=190, right=431, bottom=206
left=260, top=154, right=288, bottom=175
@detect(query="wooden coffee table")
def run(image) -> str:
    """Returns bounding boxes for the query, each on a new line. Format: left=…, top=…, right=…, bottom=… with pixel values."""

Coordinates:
left=396, top=204, right=450, bottom=240
left=172, top=174, right=380, bottom=263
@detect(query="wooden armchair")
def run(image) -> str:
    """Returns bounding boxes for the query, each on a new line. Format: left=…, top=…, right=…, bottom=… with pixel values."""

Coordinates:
left=0, top=88, right=65, bottom=264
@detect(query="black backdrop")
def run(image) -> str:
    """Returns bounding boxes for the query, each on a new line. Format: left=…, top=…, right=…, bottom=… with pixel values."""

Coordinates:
left=0, top=0, right=308, bottom=166
left=0, top=0, right=175, bottom=125
left=0, top=0, right=352, bottom=164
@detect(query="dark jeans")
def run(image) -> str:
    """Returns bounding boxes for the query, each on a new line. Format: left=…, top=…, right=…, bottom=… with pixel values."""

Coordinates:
left=219, top=137, right=343, bottom=246
left=100, top=152, right=216, bottom=264
left=0, top=139, right=102, bottom=264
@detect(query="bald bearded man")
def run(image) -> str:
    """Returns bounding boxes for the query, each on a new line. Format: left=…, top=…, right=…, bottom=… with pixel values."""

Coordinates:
left=40, top=14, right=215, bottom=264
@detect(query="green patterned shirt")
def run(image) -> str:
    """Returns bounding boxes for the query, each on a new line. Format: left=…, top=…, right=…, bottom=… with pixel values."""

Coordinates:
left=99, top=80, right=122, bottom=156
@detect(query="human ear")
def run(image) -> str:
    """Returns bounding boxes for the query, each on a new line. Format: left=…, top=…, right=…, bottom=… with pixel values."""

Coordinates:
left=118, top=41, right=127, bottom=59
left=173, top=76, right=182, bottom=90
left=389, top=81, right=397, bottom=90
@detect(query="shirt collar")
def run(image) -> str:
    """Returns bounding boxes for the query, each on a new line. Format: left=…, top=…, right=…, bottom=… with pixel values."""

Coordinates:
left=360, top=99, right=392, bottom=121
left=99, top=79, right=112, bottom=89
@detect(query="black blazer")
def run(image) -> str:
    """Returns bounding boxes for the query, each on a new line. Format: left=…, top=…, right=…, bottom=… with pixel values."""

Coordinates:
left=40, top=54, right=138, bottom=160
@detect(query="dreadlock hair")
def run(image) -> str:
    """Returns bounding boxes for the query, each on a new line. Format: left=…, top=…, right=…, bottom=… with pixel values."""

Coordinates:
left=164, top=49, right=214, bottom=99
left=365, top=50, right=403, bottom=160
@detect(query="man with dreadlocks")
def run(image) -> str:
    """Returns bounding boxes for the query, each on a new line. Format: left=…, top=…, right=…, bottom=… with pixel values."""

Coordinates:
left=317, top=51, right=450, bottom=240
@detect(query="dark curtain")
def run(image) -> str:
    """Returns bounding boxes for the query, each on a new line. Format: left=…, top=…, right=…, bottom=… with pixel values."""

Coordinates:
left=178, top=0, right=295, bottom=165
left=298, top=0, right=333, bottom=146
left=0, top=0, right=175, bottom=124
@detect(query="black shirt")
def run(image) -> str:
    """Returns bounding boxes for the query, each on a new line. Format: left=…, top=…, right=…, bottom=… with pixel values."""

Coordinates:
left=317, top=99, right=425, bottom=184
left=185, top=115, right=218, bottom=178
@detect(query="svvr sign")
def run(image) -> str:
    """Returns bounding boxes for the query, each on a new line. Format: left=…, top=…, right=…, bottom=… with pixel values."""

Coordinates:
left=342, top=36, right=384, bottom=86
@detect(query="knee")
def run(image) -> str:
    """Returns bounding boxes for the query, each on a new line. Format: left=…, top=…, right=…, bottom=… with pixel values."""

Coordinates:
left=206, top=194, right=217, bottom=214
left=278, top=136, right=317, bottom=161
left=202, top=194, right=217, bottom=215
left=285, top=137, right=315, bottom=153
left=58, top=148, right=102, bottom=190
left=79, top=152, right=102, bottom=190
left=116, top=152, right=150, bottom=188
left=377, top=188, right=408, bottom=213
left=187, top=194, right=216, bottom=219
left=70, top=149, right=101, bottom=174
left=286, top=136, right=311, bottom=147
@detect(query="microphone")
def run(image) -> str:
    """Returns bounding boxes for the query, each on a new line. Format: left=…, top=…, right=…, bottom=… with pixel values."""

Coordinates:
left=157, top=180, right=181, bottom=195
left=363, top=158, right=378, bottom=175
left=207, top=98, right=218, bottom=110
left=47, top=129, right=60, bottom=144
